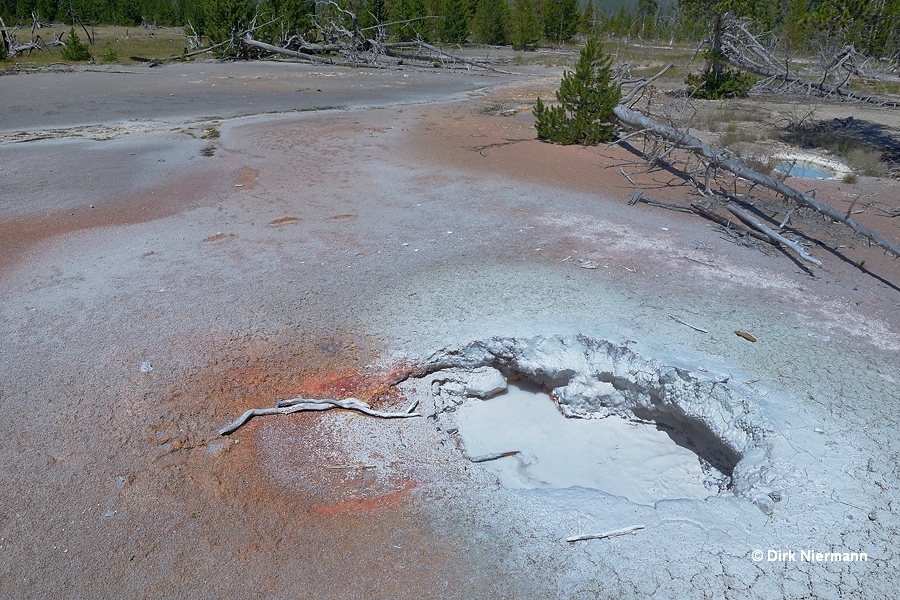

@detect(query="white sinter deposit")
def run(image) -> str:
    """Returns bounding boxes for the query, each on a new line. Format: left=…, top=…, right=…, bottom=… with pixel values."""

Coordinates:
left=423, top=334, right=780, bottom=512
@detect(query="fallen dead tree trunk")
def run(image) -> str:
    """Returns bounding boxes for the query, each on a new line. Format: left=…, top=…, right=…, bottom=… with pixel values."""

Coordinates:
left=689, top=201, right=773, bottom=243
left=240, top=37, right=336, bottom=65
left=613, top=103, right=900, bottom=258
left=720, top=19, right=900, bottom=108
left=727, top=55, right=900, bottom=108
left=383, top=40, right=515, bottom=74
left=726, top=203, right=821, bottom=265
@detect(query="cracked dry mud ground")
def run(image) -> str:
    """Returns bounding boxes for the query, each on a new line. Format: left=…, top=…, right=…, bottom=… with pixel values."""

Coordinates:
left=1, top=62, right=899, bottom=599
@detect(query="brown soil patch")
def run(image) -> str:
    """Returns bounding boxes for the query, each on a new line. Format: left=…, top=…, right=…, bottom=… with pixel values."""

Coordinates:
left=202, top=231, right=232, bottom=242
left=268, top=215, right=302, bottom=225
left=404, top=80, right=900, bottom=292
left=236, top=165, right=260, bottom=188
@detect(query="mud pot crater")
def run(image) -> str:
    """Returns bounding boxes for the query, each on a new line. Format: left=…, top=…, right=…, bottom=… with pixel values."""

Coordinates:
left=417, top=334, right=780, bottom=512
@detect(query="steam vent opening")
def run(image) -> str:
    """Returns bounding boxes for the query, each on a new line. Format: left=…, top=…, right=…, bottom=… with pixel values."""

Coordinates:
left=427, top=336, right=775, bottom=510
left=455, top=380, right=733, bottom=505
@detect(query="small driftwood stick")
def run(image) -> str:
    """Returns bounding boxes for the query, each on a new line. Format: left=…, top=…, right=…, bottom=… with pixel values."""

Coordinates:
left=219, top=397, right=421, bottom=435
left=734, top=330, right=758, bottom=342
left=640, top=197, right=694, bottom=213
left=469, top=451, right=520, bottom=463
left=681, top=255, right=717, bottom=267
left=668, top=314, right=708, bottom=333
left=725, top=204, right=822, bottom=265
left=567, top=524, right=645, bottom=542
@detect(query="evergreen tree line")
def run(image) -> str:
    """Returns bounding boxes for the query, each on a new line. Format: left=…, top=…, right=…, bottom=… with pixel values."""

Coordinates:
left=587, top=0, right=900, bottom=60
left=2, top=0, right=898, bottom=58
left=0, top=0, right=585, bottom=48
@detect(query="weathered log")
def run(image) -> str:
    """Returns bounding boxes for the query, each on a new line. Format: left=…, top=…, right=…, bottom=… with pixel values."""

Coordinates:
left=241, top=37, right=335, bottom=65
left=613, top=103, right=900, bottom=258
left=220, top=397, right=421, bottom=435
left=720, top=19, right=900, bottom=108
left=469, top=451, right=520, bottom=463
left=727, top=55, right=900, bottom=108
left=383, top=40, right=515, bottom=74
left=725, top=203, right=822, bottom=264
left=689, top=201, right=772, bottom=243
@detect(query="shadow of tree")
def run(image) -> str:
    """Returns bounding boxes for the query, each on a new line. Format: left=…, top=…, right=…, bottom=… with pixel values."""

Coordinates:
left=779, top=117, right=900, bottom=171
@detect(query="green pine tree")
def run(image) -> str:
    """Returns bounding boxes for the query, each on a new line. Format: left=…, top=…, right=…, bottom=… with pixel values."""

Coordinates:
left=60, top=27, right=91, bottom=61
left=533, top=37, right=621, bottom=145
left=440, top=0, right=470, bottom=44
left=541, top=0, right=579, bottom=44
left=579, top=0, right=597, bottom=35
left=258, top=0, right=314, bottom=44
left=510, top=0, right=540, bottom=50
left=472, top=0, right=508, bottom=44
left=200, top=0, right=255, bottom=45
left=390, top=0, right=429, bottom=41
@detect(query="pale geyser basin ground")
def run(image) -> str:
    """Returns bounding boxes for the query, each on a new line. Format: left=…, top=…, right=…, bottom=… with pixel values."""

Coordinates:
left=0, top=61, right=898, bottom=599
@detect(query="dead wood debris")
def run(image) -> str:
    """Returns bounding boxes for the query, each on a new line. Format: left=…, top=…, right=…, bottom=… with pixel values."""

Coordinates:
left=722, top=18, right=900, bottom=108
left=567, top=524, right=645, bottom=542
left=469, top=451, right=521, bottom=463
left=613, top=102, right=900, bottom=260
left=725, top=203, right=822, bottom=265
left=197, top=3, right=514, bottom=73
left=219, top=397, right=422, bottom=435
left=0, top=15, right=65, bottom=59
left=734, top=330, right=757, bottom=342
left=668, top=314, right=708, bottom=334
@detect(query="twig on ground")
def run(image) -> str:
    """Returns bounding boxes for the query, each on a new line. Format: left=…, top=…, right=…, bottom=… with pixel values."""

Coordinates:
left=219, top=397, right=421, bottom=435
left=567, top=524, right=645, bottom=542
left=734, top=330, right=758, bottom=342
left=629, top=190, right=694, bottom=213
left=668, top=314, right=708, bottom=333
left=680, top=255, right=717, bottom=267
left=779, top=208, right=795, bottom=230
left=469, top=451, right=521, bottom=463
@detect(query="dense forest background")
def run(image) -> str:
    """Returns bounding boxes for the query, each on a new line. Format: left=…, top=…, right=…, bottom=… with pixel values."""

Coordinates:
left=1, top=0, right=898, bottom=58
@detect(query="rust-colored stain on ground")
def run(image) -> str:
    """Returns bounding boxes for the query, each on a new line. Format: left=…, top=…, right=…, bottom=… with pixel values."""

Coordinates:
left=293, top=362, right=415, bottom=408
left=314, top=479, right=419, bottom=516
left=236, top=165, right=260, bottom=188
